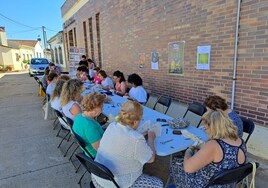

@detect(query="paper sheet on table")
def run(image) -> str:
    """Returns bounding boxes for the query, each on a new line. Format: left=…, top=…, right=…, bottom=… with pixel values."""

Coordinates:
left=181, top=130, right=204, bottom=144
left=137, top=120, right=162, bottom=137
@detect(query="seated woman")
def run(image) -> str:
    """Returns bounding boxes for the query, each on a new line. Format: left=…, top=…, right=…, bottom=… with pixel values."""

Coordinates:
left=46, top=72, right=58, bottom=96
left=73, top=92, right=106, bottom=158
left=92, top=101, right=163, bottom=188
left=76, top=66, right=89, bottom=79
left=204, top=95, right=243, bottom=138
left=51, top=79, right=67, bottom=112
left=50, top=75, right=70, bottom=112
left=127, top=73, right=147, bottom=104
left=98, top=70, right=114, bottom=90
left=61, top=79, right=83, bottom=120
left=113, top=70, right=127, bottom=96
left=93, top=67, right=102, bottom=84
left=41, top=69, right=50, bottom=90
left=79, top=68, right=91, bottom=86
left=170, top=109, right=247, bottom=188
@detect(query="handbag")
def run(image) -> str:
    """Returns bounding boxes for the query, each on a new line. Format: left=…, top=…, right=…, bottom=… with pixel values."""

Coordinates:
left=239, top=162, right=257, bottom=188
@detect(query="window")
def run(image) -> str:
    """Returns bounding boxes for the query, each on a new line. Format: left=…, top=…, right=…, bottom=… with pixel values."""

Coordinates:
left=36, top=52, right=38, bottom=58
left=55, top=47, right=59, bottom=64
left=96, top=13, right=102, bottom=68
left=68, top=29, right=74, bottom=47
left=15, top=53, right=20, bottom=61
left=23, top=54, right=25, bottom=60
left=27, top=54, right=29, bottom=60
left=39, top=53, right=41, bottom=57
left=59, top=46, right=63, bottom=64
left=88, top=17, right=95, bottom=60
left=30, top=54, right=32, bottom=59
left=83, top=21, right=89, bottom=57
left=65, top=32, right=69, bottom=59
left=74, top=27, right=77, bottom=47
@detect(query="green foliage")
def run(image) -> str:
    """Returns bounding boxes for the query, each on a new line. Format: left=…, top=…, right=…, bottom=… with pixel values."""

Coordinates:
left=0, top=66, right=3, bottom=71
left=22, top=59, right=30, bottom=64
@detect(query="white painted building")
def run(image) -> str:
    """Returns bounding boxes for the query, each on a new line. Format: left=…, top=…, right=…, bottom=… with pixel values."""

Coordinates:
left=47, top=31, right=67, bottom=71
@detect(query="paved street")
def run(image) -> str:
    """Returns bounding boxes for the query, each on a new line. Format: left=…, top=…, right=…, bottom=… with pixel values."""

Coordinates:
left=0, top=72, right=81, bottom=188
left=0, top=72, right=267, bottom=188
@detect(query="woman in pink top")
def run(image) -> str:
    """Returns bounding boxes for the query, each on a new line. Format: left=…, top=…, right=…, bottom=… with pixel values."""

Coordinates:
left=93, top=67, right=102, bottom=84
left=113, top=70, right=127, bottom=96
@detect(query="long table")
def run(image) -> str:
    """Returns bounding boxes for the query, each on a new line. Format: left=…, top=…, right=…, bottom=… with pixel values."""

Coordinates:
left=102, top=94, right=208, bottom=157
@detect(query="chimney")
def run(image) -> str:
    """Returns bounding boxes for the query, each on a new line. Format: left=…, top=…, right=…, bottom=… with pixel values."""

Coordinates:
left=0, top=26, right=8, bottom=46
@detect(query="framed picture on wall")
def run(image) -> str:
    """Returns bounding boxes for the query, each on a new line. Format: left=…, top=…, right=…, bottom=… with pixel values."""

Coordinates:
left=168, top=41, right=185, bottom=74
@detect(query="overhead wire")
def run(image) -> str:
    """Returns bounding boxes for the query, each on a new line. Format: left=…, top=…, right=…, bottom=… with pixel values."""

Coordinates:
left=0, top=13, right=40, bottom=29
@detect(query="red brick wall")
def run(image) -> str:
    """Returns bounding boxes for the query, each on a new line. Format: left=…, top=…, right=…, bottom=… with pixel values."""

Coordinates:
left=62, top=0, right=268, bottom=126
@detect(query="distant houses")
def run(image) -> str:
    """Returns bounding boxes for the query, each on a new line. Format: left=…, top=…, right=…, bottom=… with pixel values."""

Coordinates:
left=0, top=26, right=44, bottom=71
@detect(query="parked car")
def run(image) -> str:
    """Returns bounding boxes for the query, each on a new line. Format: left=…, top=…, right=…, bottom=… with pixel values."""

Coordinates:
left=29, top=58, right=49, bottom=76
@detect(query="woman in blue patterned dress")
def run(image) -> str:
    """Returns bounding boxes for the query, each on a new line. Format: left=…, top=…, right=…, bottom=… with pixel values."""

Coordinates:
left=170, top=109, right=247, bottom=188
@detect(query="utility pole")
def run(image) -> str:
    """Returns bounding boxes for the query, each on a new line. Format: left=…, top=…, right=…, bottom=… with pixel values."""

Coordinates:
left=42, top=26, right=47, bottom=58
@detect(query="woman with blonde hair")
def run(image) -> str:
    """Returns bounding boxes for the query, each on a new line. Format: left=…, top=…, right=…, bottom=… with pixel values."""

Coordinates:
left=51, top=79, right=67, bottom=112
left=170, top=109, right=247, bottom=188
left=61, top=79, right=83, bottom=120
left=73, top=92, right=106, bottom=158
left=93, top=101, right=163, bottom=188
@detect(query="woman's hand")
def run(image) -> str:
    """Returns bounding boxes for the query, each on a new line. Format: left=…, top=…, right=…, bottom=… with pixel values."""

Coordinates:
left=148, top=131, right=156, bottom=140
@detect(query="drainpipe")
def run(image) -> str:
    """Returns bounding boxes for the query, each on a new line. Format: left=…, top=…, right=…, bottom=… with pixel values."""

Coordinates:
left=231, top=0, right=242, bottom=110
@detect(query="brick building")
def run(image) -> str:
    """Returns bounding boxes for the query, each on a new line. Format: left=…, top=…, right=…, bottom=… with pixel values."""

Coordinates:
left=61, top=0, right=268, bottom=158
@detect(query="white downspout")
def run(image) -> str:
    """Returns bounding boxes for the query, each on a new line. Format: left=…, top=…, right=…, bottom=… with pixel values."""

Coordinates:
left=231, top=0, right=242, bottom=110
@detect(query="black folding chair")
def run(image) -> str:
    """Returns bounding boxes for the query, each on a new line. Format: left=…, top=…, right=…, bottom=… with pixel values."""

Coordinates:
left=153, top=95, right=172, bottom=114
left=57, top=115, right=72, bottom=151
left=71, top=130, right=95, bottom=186
left=240, top=116, right=255, bottom=144
left=76, top=153, right=120, bottom=188
left=183, top=102, right=206, bottom=127
left=205, top=162, right=259, bottom=188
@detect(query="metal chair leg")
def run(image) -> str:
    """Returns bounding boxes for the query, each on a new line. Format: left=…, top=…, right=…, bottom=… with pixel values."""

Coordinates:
left=78, top=170, right=87, bottom=186
left=57, top=131, right=70, bottom=148
left=75, top=163, right=82, bottom=173
left=69, top=145, right=79, bottom=160
left=64, top=141, right=75, bottom=157
left=53, top=118, right=59, bottom=130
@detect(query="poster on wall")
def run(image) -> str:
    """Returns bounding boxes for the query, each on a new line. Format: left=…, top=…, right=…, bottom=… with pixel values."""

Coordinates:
left=196, top=45, right=211, bottom=70
left=139, top=53, right=145, bottom=68
left=69, top=47, right=85, bottom=78
left=151, top=51, right=159, bottom=70
left=168, top=41, right=185, bottom=74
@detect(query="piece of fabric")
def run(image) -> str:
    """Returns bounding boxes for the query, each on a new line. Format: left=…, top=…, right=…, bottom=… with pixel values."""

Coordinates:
left=73, top=113, right=104, bottom=158
left=170, top=139, right=247, bottom=188
left=93, top=122, right=154, bottom=188
left=42, top=101, right=56, bottom=120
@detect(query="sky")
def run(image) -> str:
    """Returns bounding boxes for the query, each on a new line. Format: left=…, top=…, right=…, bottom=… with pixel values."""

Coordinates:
left=0, top=0, right=65, bottom=42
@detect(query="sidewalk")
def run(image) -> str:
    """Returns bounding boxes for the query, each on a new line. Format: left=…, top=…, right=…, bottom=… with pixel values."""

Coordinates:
left=0, top=72, right=267, bottom=187
left=0, top=72, right=80, bottom=188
